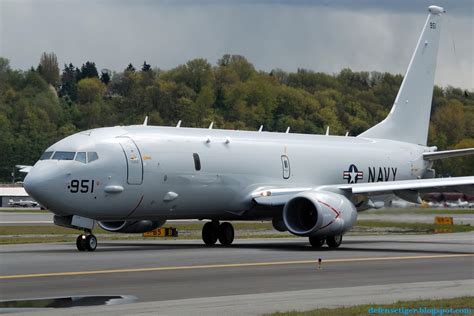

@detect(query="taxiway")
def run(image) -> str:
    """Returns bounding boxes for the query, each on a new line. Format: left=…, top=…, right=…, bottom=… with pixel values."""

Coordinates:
left=0, top=233, right=473, bottom=315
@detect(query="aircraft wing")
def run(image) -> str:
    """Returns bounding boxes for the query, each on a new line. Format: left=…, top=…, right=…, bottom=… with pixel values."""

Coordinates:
left=252, top=176, right=474, bottom=206
left=338, top=176, right=474, bottom=195
left=16, top=165, right=33, bottom=173
left=423, top=148, right=474, bottom=161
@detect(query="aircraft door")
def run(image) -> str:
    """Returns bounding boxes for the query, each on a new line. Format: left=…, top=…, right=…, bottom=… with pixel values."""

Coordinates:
left=281, top=155, right=290, bottom=179
left=118, top=137, right=143, bottom=185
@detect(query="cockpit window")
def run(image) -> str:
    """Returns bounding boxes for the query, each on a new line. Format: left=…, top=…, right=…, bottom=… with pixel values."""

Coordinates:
left=75, top=152, right=87, bottom=164
left=39, top=151, right=54, bottom=160
left=52, top=151, right=75, bottom=160
left=87, top=152, right=99, bottom=163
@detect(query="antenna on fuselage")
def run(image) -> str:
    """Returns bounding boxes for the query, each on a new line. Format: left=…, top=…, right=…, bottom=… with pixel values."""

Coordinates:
left=285, top=127, right=290, bottom=134
left=208, top=122, right=214, bottom=129
left=325, top=126, right=330, bottom=136
left=176, top=120, right=182, bottom=128
left=258, top=125, right=263, bottom=132
left=143, top=116, right=148, bottom=126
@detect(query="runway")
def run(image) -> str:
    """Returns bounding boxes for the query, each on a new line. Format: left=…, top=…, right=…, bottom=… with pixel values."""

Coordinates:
left=0, top=233, right=473, bottom=315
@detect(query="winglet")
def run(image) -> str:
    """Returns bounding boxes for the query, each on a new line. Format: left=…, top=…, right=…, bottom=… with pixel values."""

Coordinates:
left=143, top=116, right=148, bottom=126
left=176, top=120, right=182, bottom=128
left=325, top=126, right=330, bottom=136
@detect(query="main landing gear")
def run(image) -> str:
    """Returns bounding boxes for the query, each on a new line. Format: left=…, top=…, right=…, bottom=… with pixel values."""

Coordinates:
left=202, top=221, right=235, bottom=246
left=309, top=235, right=343, bottom=249
left=76, top=230, right=97, bottom=252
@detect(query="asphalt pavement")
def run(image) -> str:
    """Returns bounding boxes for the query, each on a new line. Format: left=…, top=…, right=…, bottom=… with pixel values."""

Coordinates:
left=0, top=233, right=473, bottom=315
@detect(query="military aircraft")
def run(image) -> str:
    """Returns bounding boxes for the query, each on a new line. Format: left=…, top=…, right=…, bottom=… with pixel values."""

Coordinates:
left=8, top=199, right=39, bottom=208
left=22, top=5, right=473, bottom=251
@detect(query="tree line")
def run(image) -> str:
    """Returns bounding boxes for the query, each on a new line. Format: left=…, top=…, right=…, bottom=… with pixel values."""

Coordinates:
left=0, top=52, right=472, bottom=182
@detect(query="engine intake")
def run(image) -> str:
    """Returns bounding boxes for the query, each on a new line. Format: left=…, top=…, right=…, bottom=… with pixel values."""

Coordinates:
left=283, top=191, right=357, bottom=237
left=98, top=220, right=166, bottom=233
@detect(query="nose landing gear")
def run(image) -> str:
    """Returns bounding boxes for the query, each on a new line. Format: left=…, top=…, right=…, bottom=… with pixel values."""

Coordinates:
left=202, top=221, right=235, bottom=246
left=76, top=231, right=97, bottom=251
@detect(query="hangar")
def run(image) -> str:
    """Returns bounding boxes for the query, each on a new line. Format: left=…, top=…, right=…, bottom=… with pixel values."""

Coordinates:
left=0, top=186, right=31, bottom=207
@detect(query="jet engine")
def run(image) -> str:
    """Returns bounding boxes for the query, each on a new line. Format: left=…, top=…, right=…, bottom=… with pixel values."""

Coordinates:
left=98, top=220, right=166, bottom=233
left=282, top=191, right=357, bottom=237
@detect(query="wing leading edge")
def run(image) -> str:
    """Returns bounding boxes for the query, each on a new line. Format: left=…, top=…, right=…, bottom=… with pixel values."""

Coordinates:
left=252, top=176, right=474, bottom=206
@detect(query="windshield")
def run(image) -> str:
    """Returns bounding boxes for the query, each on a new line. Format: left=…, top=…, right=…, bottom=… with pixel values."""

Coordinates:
left=52, top=151, right=75, bottom=160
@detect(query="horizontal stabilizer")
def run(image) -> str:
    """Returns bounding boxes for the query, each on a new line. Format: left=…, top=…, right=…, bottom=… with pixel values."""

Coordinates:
left=423, top=148, right=474, bottom=161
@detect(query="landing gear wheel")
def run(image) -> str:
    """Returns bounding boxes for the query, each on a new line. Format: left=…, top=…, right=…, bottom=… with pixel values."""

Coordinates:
left=309, top=236, right=325, bottom=248
left=76, top=234, right=86, bottom=251
left=326, top=235, right=343, bottom=248
left=218, top=222, right=234, bottom=246
left=202, top=222, right=219, bottom=246
left=85, top=234, right=97, bottom=251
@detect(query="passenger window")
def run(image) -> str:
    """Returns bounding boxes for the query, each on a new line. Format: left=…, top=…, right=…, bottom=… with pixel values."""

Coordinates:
left=52, top=151, right=75, bottom=160
left=39, top=151, right=53, bottom=160
left=75, top=152, right=86, bottom=164
left=88, top=152, right=99, bottom=163
left=193, top=153, right=201, bottom=171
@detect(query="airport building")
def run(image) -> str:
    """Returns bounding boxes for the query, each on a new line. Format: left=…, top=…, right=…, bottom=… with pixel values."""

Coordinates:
left=0, top=186, right=31, bottom=207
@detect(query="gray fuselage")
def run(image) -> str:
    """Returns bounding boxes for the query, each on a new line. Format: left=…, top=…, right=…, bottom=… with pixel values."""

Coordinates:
left=25, top=126, right=429, bottom=221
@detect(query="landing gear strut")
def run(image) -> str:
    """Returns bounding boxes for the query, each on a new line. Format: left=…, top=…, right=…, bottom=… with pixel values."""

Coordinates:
left=76, top=231, right=97, bottom=252
left=202, top=221, right=235, bottom=246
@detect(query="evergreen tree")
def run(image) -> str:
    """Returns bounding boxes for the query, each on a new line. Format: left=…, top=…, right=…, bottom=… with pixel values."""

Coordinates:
left=126, top=63, right=136, bottom=72
left=100, top=70, right=111, bottom=85
left=141, top=61, right=151, bottom=72
left=79, top=61, right=99, bottom=80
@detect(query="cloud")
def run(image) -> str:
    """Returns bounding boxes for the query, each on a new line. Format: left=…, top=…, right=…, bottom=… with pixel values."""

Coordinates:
left=1, top=0, right=472, bottom=89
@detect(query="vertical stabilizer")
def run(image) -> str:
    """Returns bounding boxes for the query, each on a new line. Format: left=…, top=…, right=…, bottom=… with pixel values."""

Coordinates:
left=359, top=6, right=444, bottom=145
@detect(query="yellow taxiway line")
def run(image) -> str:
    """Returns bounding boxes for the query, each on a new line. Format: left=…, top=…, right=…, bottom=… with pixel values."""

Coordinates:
left=1, top=253, right=472, bottom=280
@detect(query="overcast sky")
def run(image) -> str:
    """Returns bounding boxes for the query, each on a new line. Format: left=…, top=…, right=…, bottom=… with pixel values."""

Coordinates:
left=1, top=0, right=472, bottom=89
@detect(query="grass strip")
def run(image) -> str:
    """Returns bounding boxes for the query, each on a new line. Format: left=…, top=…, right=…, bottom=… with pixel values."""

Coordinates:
left=265, top=296, right=474, bottom=316
left=0, top=220, right=472, bottom=245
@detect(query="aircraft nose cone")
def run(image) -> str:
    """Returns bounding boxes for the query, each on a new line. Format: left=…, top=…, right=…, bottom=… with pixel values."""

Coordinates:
left=24, top=170, right=43, bottom=202
left=23, top=166, right=56, bottom=209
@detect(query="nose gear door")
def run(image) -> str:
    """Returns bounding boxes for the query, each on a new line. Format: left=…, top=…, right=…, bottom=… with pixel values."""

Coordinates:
left=118, top=137, right=143, bottom=185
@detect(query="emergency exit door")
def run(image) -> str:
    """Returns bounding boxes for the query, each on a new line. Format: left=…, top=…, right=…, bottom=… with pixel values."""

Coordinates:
left=118, top=137, right=143, bottom=185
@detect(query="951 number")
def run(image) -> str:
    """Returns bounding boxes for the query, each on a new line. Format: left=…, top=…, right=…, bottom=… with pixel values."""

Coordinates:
left=69, top=179, right=95, bottom=193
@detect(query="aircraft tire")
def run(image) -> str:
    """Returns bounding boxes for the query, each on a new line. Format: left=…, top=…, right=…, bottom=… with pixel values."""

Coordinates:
left=326, top=235, right=343, bottom=248
left=85, top=234, right=97, bottom=251
left=218, top=222, right=234, bottom=246
left=76, top=234, right=86, bottom=251
left=309, top=236, right=325, bottom=248
left=202, top=222, right=218, bottom=246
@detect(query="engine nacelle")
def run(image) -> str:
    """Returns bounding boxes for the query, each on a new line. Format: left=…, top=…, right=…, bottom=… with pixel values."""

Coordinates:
left=283, top=191, right=357, bottom=237
left=98, top=220, right=166, bottom=233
